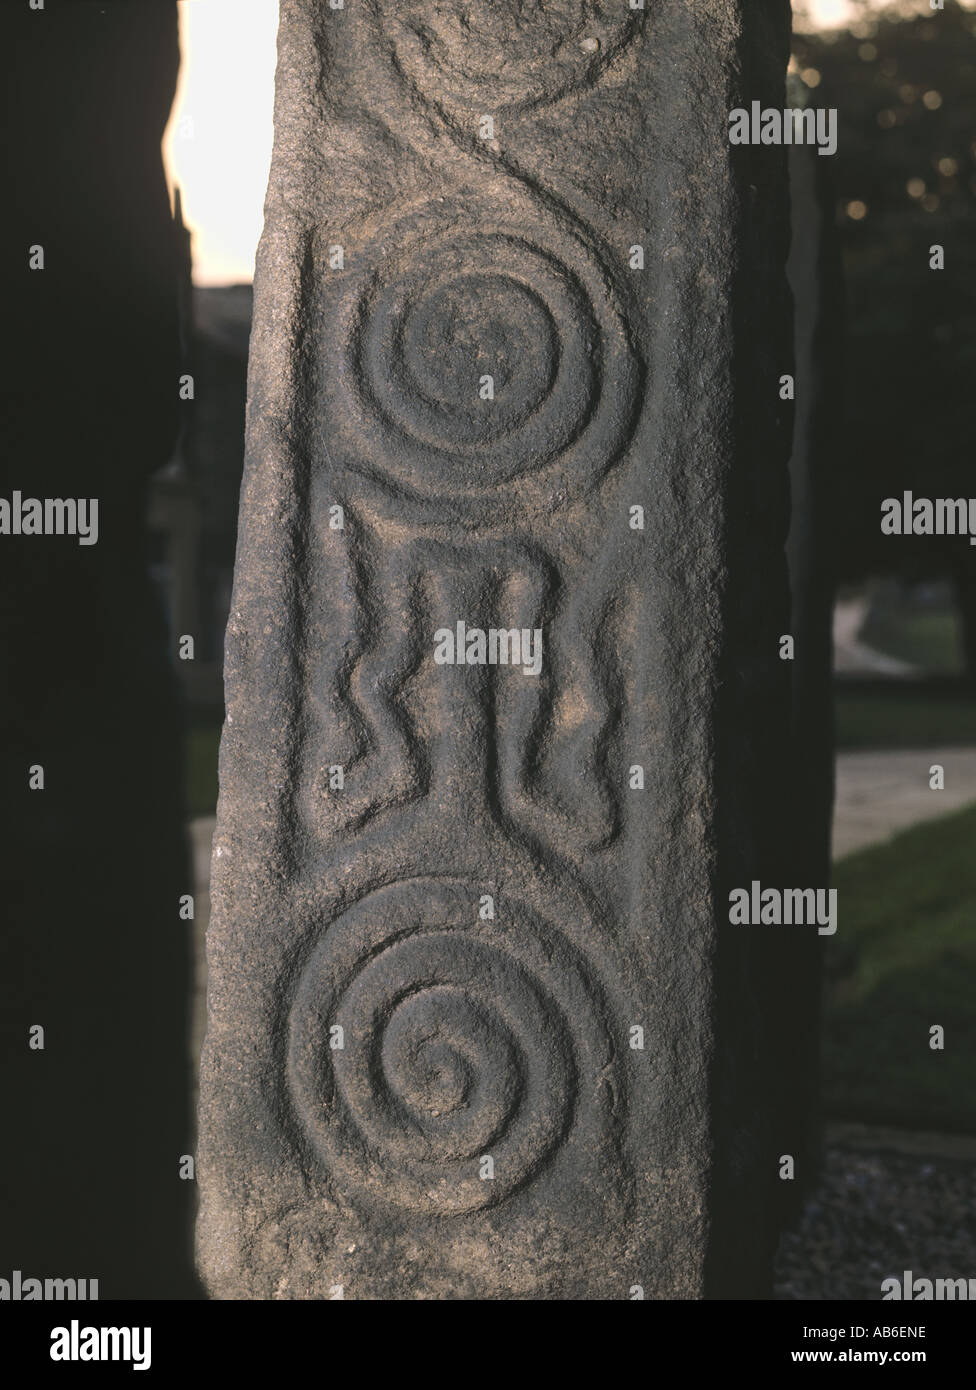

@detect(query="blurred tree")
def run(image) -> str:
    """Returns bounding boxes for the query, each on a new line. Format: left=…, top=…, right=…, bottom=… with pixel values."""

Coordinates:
left=793, top=1, right=976, bottom=673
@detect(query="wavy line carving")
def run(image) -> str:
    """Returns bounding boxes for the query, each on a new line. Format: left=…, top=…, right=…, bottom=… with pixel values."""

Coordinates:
left=495, top=573, right=629, bottom=857
left=282, top=7, right=650, bottom=1231
left=304, top=535, right=559, bottom=837
left=302, top=531, right=629, bottom=860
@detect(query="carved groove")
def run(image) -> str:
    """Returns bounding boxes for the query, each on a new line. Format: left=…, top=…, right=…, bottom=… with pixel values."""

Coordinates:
left=376, top=0, right=642, bottom=113
left=194, top=0, right=797, bottom=1301
left=286, top=878, right=617, bottom=1214
left=303, top=536, right=558, bottom=837
left=323, top=209, right=642, bottom=503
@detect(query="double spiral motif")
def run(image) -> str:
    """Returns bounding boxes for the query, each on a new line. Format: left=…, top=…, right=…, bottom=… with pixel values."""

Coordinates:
left=287, top=879, right=612, bottom=1214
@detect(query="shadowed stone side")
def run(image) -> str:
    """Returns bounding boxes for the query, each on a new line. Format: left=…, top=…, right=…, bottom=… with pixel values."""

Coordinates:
left=1, top=0, right=195, bottom=1296
left=198, top=0, right=794, bottom=1299
left=771, top=141, right=844, bottom=1221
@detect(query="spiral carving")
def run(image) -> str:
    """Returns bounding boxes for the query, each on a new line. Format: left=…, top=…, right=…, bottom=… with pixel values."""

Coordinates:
left=331, top=214, right=640, bottom=501
left=377, top=0, right=642, bottom=112
left=286, top=879, right=614, bottom=1214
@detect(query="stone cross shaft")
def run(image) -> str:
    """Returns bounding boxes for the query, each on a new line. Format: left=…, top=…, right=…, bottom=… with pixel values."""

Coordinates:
left=198, top=0, right=794, bottom=1300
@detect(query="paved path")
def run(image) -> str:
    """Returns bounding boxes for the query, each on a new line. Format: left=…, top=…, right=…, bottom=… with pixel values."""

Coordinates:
left=832, top=596, right=919, bottom=677
left=832, top=746, right=976, bottom=859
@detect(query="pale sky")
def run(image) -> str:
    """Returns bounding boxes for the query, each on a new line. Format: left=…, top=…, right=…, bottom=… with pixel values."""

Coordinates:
left=163, top=1, right=278, bottom=286
left=794, top=0, right=974, bottom=26
left=164, top=0, right=974, bottom=286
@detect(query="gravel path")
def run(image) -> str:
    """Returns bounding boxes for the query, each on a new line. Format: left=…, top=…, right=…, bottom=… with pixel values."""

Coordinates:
left=774, top=1132, right=976, bottom=1300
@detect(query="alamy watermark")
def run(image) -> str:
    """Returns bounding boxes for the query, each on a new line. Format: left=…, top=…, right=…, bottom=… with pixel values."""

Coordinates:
left=0, top=491, right=98, bottom=545
left=433, top=621, right=543, bottom=677
left=729, top=881, right=837, bottom=935
left=882, top=1271, right=976, bottom=1300
left=881, top=493, right=976, bottom=546
left=50, top=1320, right=151, bottom=1371
left=728, top=101, right=837, bottom=156
left=1, top=1269, right=98, bottom=1300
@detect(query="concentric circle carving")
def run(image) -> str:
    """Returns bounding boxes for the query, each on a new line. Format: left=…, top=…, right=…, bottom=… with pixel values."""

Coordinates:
left=357, top=234, right=591, bottom=462
left=328, top=211, right=641, bottom=501
left=378, top=0, right=642, bottom=112
left=286, top=878, right=613, bottom=1214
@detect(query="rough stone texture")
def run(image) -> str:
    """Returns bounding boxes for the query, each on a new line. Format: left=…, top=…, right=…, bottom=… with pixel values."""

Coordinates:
left=198, top=0, right=794, bottom=1299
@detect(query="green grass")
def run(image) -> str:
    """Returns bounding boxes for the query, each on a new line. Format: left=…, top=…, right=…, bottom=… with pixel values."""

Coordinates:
left=835, top=688, right=976, bottom=749
left=824, top=804, right=976, bottom=1133
left=185, top=723, right=222, bottom=819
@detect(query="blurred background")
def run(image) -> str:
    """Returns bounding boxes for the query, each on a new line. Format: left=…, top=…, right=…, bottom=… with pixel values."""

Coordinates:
left=88, top=0, right=976, bottom=1296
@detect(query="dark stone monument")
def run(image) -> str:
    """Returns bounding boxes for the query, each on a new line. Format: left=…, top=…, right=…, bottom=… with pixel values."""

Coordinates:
left=198, top=0, right=795, bottom=1299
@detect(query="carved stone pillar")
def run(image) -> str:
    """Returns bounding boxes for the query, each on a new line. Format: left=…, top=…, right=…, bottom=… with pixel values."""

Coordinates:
left=198, top=0, right=794, bottom=1299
